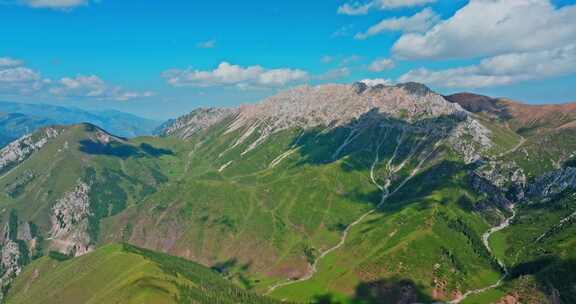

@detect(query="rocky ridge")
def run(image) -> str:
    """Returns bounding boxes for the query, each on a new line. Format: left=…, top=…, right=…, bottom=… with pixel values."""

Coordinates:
left=161, top=82, right=494, bottom=163
left=0, top=127, right=60, bottom=175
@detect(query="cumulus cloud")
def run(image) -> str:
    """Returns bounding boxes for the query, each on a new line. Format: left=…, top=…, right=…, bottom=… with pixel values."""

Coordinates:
left=0, top=59, right=45, bottom=95
left=22, top=0, right=91, bottom=9
left=163, top=62, right=309, bottom=88
left=0, top=57, right=23, bottom=68
left=360, top=78, right=393, bottom=86
left=393, top=0, right=576, bottom=59
left=50, top=75, right=153, bottom=101
left=338, top=0, right=435, bottom=15
left=398, top=44, right=576, bottom=88
left=355, top=8, right=440, bottom=39
left=368, top=58, right=395, bottom=72
left=0, top=56, right=151, bottom=101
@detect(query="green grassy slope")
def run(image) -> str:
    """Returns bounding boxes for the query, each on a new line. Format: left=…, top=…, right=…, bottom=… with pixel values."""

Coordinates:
left=0, top=123, right=183, bottom=254
left=98, top=113, right=513, bottom=302
left=3, top=91, right=576, bottom=303
left=6, top=243, right=281, bottom=304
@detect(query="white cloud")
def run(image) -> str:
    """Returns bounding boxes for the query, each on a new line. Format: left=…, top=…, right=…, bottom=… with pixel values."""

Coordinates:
left=22, top=0, right=90, bottom=9
left=393, top=0, right=576, bottom=59
left=0, top=56, right=152, bottom=101
left=360, top=78, right=393, bottom=86
left=50, top=75, right=153, bottom=101
left=368, top=58, right=395, bottom=72
left=197, top=40, right=216, bottom=49
left=355, top=8, right=440, bottom=39
left=338, top=0, right=435, bottom=15
left=0, top=57, right=23, bottom=68
left=0, top=59, right=44, bottom=95
left=399, top=44, right=576, bottom=88
left=163, top=62, right=309, bottom=88
left=337, top=2, right=372, bottom=15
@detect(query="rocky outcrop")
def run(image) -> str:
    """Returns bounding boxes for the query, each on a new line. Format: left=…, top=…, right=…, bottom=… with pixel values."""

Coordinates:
left=49, top=182, right=94, bottom=257
left=449, top=116, right=493, bottom=163
left=527, top=167, right=576, bottom=200
left=0, top=213, right=38, bottom=303
left=159, top=108, right=237, bottom=139
left=160, top=82, right=494, bottom=163
left=469, top=172, right=512, bottom=208
left=0, top=127, right=60, bottom=175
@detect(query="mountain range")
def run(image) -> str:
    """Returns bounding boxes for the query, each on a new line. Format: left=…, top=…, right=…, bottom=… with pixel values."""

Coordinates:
left=0, top=101, right=161, bottom=146
left=0, top=82, right=575, bottom=304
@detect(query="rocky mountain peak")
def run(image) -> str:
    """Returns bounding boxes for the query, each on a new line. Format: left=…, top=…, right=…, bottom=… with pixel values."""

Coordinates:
left=226, top=82, right=465, bottom=134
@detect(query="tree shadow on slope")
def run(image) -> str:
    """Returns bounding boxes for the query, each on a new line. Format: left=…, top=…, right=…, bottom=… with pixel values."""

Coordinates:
left=79, top=140, right=173, bottom=159
left=313, top=277, right=434, bottom=304
left=290, top=109, right=467, bottom=172
left=506, top=256, right=576, bottom=303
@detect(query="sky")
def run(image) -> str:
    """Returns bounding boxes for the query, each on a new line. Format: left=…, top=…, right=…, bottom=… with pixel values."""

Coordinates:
left=1, top=0, right=576, bottom=120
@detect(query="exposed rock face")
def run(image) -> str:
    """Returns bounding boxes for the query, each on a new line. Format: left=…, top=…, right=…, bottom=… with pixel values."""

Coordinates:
left=228, top=83, right=464, bottom=133
left=449, top=116, right=493, bottom=163
left=0, top=127, right=60, bottom=174
left=0, top=239, right=21, bottom=303
left=476, top=161, right=527, bottom=201
left=528, top=167, right=576, bottom=199
left=0, top=213, right=38, bottom=303
left=160, top=108, right=237, bottom=139
left=160, top=83, right=494, bottom=163
left=469, top=172, right=512, bottom=208
left=49, top=182, right=94, bottom=257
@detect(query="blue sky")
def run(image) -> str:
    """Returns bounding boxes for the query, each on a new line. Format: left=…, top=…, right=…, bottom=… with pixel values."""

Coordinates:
left=1, top=0, right=576, bottom=120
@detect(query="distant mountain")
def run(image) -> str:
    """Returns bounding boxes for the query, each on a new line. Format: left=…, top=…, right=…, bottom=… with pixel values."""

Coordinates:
left=0, top=101, right=161, bottom=141
left=0, top=112, right=56, bottom=147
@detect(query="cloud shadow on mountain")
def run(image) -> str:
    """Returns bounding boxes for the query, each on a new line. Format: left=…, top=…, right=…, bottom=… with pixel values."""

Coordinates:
left=79, top=140, right=173, bottom=159
left=313, top=277, right=434, bottom=304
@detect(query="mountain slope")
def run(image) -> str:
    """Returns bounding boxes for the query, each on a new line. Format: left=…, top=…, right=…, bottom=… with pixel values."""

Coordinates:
left=6, top=243, right=281, bottom=304
left=101, top=83, right=514, bottom=302
left=1, top=83, right=575, bottom=303
left=446, top=93, right=576, bottom=177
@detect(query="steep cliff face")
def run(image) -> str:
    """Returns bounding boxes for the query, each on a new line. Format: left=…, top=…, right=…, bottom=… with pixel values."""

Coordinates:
left=49, top=182, right=93, bottom=257
left=0, top=213, right=39, bottom=303
left=527, top=167, right=576, bottom=200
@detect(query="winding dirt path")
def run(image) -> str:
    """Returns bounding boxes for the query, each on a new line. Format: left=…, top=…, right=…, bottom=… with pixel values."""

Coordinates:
left=449, top=205, right=517, bottom=304
left=265, top=129, right=437, bottom=296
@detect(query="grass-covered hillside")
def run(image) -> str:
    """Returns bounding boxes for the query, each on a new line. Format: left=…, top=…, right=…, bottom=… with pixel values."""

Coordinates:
left=1, top=84, right=576, bottom=303
left=5, top=243, right=281, bottom=304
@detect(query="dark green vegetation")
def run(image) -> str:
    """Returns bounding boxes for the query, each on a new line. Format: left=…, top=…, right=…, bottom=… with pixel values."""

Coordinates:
left=1, top=88, right=576, bottom=303
left=6, top=243, right=282, bottom=304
